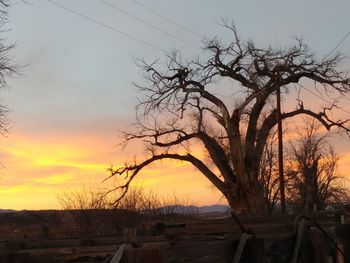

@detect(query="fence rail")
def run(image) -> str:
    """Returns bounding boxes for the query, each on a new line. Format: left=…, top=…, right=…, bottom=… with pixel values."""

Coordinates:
left=3, top=210, right=349, bottom=263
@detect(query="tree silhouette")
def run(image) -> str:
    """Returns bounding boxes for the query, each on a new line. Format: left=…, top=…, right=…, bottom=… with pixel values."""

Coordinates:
left=0, top=0, right=17, bottom=134
left=108, top=23, right=350, bottom=212
left=259, top=130, right=281, bottom=214
left=286, top=119, right=350, bottom=212
left=259, top=120, right=349, bottom=214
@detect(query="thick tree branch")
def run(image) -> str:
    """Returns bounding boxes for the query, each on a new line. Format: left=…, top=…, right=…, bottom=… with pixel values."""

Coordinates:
left=106, top=153, right=226, bottom=204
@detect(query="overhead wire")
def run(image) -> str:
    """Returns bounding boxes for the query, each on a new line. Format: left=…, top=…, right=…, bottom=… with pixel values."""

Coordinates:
left=100, top=0, right=199, bottom=49
left=299, top=27, right=350, bottom=115
left=125, top=1, right=349, bottom=113
left=297, top=83, right=350, bottom=115
left=130, top=0, right=203, bottom=40
left=46, top=0, right=349, bottom=115
left=323, top=29, right=350, bottom=60
left=46, top=0, right=167, bottom=52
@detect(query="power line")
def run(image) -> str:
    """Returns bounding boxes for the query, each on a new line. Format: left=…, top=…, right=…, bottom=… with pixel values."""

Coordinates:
left=130, top=0, right=203, bottom=40
left=100, top=0, right=199, bottom=49
left=46, top=0, right=166, bottom=52
left=298, top=84, right=350, bottom=115
left=323, top=29, right=350, bottom=60
left=302, top=27, right=350, bottom=115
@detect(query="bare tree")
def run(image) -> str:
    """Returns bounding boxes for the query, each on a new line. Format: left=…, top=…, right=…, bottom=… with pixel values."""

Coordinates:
left=107, top=22, right=350, bottom=213
left=286, top=119, right=350, bottom=212
left=0, top=0, right=17, bottom=134
left=259, top=130, right=281, bottom=214
left=0, top=1, right=9, bottom=20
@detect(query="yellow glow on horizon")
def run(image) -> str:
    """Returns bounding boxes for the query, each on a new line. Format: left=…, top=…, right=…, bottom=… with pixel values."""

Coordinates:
left=4, top=137, right=106, bottom=169
left=31, top=174, right=73, bottom=185
left=0, top=184, right=61, bottom=210
left=0, top=133, right=226, bottom=210
left=1, top=130, right=348, bottom=211
left=0, top=185, right=30, bottom=195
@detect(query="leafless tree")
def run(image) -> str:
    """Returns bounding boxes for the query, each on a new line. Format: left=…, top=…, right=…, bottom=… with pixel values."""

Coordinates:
left=0, top=1, right=9, bottom=18
left=0, top=0, right=17, bottom=134
left=107, top=22, right=350, bottom=213
left=259, top=130, right=281, bottom=214
left=285, top=119, right=350, bottom=212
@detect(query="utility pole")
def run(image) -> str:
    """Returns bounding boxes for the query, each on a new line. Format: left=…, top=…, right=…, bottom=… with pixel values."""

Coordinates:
left=276, top=71, right=286, bottom=214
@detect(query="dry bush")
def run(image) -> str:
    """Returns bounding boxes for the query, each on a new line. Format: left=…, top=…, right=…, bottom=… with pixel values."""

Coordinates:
left=57, top=188, right=108, bottom=236
left=156, top=194, right=199, bottom=219
left=107, top=187, right=198, bottom=231
left=58, top=185, right=199, bottom=237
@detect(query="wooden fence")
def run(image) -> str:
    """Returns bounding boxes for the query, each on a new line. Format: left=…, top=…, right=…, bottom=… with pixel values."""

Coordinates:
left=2, top=210, right=349, bottom=262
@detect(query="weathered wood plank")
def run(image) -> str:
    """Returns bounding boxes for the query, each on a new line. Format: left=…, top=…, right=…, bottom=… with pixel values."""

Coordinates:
left=121, top=246, right=164, bottom=263
left=336, top=224, right=350, bottom=263
left=164, top=238, right=264, bottom=263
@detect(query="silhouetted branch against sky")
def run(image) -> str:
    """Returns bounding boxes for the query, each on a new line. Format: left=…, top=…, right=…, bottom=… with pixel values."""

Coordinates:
left=0, top=0, right=18, bottom=135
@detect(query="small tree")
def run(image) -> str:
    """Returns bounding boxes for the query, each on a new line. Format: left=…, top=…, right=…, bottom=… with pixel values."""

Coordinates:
left=108, top=22, right=350, bottom=213
left=286, top=119, right=350, bottom=211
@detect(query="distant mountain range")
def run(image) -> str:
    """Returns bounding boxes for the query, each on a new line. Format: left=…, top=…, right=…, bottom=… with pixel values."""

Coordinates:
left=198, top=204, right=230, bottom=214
left=0, top=205, right=230, bottom=214
left=154, top=204, right=230, bottom=215
left=0, top=209, right=16, bottom=213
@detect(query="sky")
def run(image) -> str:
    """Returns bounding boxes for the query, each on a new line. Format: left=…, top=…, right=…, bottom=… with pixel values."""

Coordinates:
left=0, top=0, right=349, bottom=210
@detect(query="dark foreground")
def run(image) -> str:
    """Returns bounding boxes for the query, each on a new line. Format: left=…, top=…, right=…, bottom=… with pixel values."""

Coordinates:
left=0, top=209, right=349, bottom=262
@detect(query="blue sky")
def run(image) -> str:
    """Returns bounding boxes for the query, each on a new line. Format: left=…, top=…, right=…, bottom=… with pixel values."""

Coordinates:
left=6, top=0, right=350, bottom=132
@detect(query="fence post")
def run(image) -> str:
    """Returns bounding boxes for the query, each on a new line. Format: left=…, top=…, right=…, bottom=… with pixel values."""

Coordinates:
left=335, top=224, right=350, bottom=263
left=238, top=238, right=264, bottom=263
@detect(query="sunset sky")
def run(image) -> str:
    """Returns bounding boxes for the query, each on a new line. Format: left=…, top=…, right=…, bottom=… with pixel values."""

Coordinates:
left=0, top=0, right=349, bottom=210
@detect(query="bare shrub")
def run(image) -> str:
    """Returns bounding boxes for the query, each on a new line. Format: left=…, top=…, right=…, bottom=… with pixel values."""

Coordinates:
left=156, top=194, right=199, bottom=220
left=59, top=185, right=200, bottom=237
left=57, top=188, right=108, bottom=237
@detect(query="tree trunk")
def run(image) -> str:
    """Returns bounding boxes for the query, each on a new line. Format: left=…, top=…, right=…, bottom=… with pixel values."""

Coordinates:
left=304, top=160, right=319, bottom=212
left=225, top=171, right=265, bottom=215
left=305, top=166, right=314, bottom=212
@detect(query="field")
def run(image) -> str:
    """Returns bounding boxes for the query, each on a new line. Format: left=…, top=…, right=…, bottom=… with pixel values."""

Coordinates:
left=0, top=208, right=349, bottom=262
